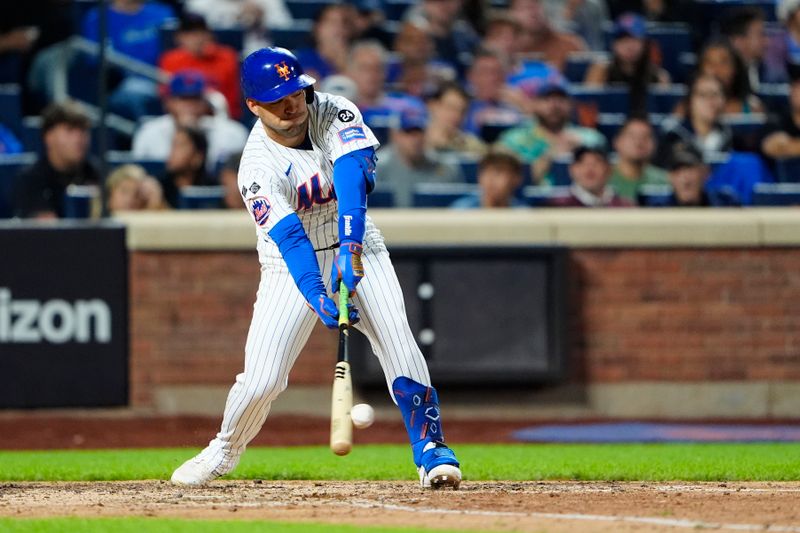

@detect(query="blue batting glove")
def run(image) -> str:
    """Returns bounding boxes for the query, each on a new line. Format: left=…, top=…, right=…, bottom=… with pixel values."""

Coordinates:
left=309, top=294, right=359, bottom=329
left=332, top=242, right=364, bottom=294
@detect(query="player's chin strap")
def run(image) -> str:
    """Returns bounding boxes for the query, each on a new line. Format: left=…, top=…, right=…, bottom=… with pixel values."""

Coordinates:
left=393, top=377, right=457, bottom=469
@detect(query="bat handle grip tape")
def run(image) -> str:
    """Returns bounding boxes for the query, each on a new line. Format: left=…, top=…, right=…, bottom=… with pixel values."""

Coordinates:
left=338, top=280, right=349, bottom=329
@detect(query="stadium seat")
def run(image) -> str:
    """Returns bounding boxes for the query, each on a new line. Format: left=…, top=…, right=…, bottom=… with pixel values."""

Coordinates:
left=480, top=122, right=517, bottom=144
left=0, top=85, right=22, bottom=138
left=63, top=184, right=100, bottom=219
left=752, top=182, right=800, bottom=206
left=596, top=113, right=626, bottom=144
left=646, top=24, right=693, bottom=84
left=367, top=190, right=394, bottom=207
left=412, top=182, right=479, bottom=207
left=285, top=0, right=329, bottom=20
left=758, top=84, right=789, bottom=114
left=564, top=52, right=609, bottom=83
left=106, top=151, right=166, bottom=178
left=550, top=157, right=572, bottom=187
left=775, top=157, right=800, bottom=183
left=0, top=153, right=36, bottom=219
left=647, top=85, right=687, bottom=115
left=521, top=185, right=571, bottom=206
left=272, top=21, right=314, bottom=51
left=177, top=185, right=225, bottom=209
left=385, top=0, right=414, bottom=21
left=722, top=114, right=767, bottom=152
left=637, top=184, right=674, bottom=207
left=159, top=26, right=244, bottom=53
left=570, top=86, right=630, bottom=116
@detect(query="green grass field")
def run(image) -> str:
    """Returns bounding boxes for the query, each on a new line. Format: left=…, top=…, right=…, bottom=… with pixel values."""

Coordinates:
left=2, top=443, right=800, bottom=482
left=3, top=443, right=799, bottom=532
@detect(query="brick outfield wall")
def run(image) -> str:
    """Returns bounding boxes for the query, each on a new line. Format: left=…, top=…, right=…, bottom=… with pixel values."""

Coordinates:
left=129, top=249, right=800, bottom=408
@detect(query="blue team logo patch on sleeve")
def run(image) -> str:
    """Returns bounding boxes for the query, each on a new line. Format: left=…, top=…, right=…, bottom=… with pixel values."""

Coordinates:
left=249, top=197, right=271, bottom=226
left=338, top=126, right=367, bottom=144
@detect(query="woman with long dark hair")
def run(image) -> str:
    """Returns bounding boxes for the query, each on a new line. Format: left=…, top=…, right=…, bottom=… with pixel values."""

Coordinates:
left=697, top=38, right=764, bottom=115
left=584, top=12, right=670, bottom=115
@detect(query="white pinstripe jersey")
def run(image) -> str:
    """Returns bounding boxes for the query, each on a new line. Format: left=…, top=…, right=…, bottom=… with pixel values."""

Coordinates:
left=238, top=92, right=381, bottom=264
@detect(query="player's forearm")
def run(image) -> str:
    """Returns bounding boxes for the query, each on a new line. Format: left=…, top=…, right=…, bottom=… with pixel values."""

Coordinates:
left=268, top=214, right=327, bottom=301
left=332, top=148, right=375, bottom=244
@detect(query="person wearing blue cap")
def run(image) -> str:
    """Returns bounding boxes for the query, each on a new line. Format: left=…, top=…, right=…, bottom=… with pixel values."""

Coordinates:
left=132, top=70, right=249, bottom=171
left=584, top=12, right=670, bottom=115
left=498, top=67, right=605, bottom=185
left=374, top=105, right=462, bottom=207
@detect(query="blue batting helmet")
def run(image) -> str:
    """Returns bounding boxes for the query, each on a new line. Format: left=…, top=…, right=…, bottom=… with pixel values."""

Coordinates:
left=241, top=47, right=316, bottom=104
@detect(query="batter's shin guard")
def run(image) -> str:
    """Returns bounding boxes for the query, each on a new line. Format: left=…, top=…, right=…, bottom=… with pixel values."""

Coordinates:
left=393, top=377, right=459, bottom=470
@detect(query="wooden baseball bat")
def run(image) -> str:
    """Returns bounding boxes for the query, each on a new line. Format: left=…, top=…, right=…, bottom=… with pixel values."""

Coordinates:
left=330, top=281, right=353, bottom=456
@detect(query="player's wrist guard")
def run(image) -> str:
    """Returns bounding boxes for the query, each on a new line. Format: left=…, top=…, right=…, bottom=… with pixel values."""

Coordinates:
left=332, top=242, right=364, bottom=294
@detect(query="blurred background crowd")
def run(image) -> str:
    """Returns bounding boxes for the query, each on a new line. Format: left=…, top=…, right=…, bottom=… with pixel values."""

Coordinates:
left=1, top=0, right=800, bottom=218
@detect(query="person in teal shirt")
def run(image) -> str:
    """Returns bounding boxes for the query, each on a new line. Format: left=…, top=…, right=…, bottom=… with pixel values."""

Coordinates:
left=609, top=116, right=668, bottom=204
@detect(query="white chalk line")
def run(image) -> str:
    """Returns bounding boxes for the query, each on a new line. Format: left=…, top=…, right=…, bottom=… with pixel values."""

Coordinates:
left=339, top=499, right=800, bottom=532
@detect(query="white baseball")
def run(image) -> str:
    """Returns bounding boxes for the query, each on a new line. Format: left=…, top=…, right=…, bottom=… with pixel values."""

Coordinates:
left=350, top=403, right=374, bottom=429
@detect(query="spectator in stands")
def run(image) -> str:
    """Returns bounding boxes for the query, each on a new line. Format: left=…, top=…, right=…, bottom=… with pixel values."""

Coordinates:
left=14, top=100, right=99, bottom=218
left=294, top=4, right=354, bottom=81
left=425, top=81, right=487, bottom=158
left=480, top=13, right=522, bottom=68
left=184, top=0, right=294, bottom=55
left=451, top=150, right=527, bottom=208
left=497, top=71, right=605, bottom=185
left=218, top=151, right=243, bottom=209
left=549, top=145, right=633, bottom=207
left=159, top=14, right=242, bottom=120
left=375, top=106, right=462, bottom=208
left=508, top=0, right=586, bottom=72
left=80, top=0, right=177, bottom=120
left=161, top=125, right=215, bottom=207
left=721, top=7, right=768, bottom=92
left=106, top=163, right=167, bottom=213
left=765, top=0, right=800, bottom=84
left=761, top=72, right=800, bottom=164
left=610, top=116, right=669, bottom=204
left=349, top=0, right=393, bottom=49
left=0, top=124, right=23, bottom=154
left=346, top=41, right=406, bottom=126
left=387, top=21, right=456, bottom=98
left=697, top=39, right=765, bottom=115
left=657, top=73, right=734, bottom=165
left=661, top=142, right=725, bottom=207
left=543, top=0, right=610, bottom=52
left=132, top=70, right=248, bottom=171
left=584, top=12, right=671, bottom=116
left=464, top=49, right=524, bottom=139
left=403, top=0, right=480, bottom=78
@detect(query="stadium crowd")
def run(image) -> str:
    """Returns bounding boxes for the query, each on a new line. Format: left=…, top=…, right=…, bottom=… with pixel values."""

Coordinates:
left=1, top=0, right=799, bottom=217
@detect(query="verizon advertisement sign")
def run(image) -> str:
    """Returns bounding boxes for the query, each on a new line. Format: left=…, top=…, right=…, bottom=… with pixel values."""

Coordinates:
left=0, top=224, right=127, bottom=407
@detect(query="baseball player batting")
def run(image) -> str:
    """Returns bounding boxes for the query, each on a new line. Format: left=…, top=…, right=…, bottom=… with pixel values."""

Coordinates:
left=171, top=47, right=461, bottom=489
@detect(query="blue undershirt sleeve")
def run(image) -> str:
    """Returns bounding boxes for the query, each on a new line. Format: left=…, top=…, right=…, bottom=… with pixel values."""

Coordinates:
left=333, top=147, right=375, bottom=245
left=268, top=213, right=326, bottom=302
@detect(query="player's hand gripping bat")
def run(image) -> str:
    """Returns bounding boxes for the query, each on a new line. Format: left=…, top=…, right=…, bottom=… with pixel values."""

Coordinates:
left=330, top=281, right=353, bottom=456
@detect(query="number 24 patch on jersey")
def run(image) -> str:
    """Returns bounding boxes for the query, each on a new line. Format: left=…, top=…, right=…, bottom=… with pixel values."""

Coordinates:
left=249, top=196, right=271, bottom=226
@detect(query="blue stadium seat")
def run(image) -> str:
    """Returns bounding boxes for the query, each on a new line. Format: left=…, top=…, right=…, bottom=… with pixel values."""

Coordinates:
left=459, top=159, right=479, bottom=184
left=521, top=185, right=571, bottom=206
left=272, top=22, right=314, bottom=51
left=775, top=157, right=800, bottom=183
left=285, top=0, right=329, bottom=20
left=177, top=185, right=225, bottom=209
left=0, top=153, right=36, bottom=219
left=63, top=185, right=100, bottom=219
left=106, top=151, right=166, bottom=178
left=596, top=113, right=626, bottom=144
left=550, top=157, right=572, bottom=187
left=0, top=85, right=22, bottom=138
left=637, top=184, right=674, bottom=207
left=385, top=0, right=414, bottom=21
left=647, top=85, right=686, bottom=114
left=752, top=182, right=800, bottom=206
left=412, top=183, right=479, bottom=207
left=368, top=190, right=394, bottom=207
left=480, top=122, right=516, bottom=143
left=758, top=84, right=789, bottom=114
left=564, top=52, right=609, bottom=83
left=569, top=86, right=630, bottom=115
left=648, top=24, right=693, bottom=79
left=159, top=26, right=244, bottom=53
